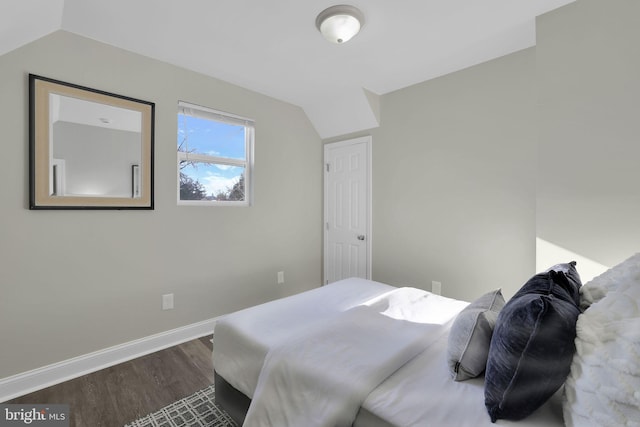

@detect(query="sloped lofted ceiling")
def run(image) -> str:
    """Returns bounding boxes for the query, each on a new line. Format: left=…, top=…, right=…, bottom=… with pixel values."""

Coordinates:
left=0, top=0, right=575, bottom=138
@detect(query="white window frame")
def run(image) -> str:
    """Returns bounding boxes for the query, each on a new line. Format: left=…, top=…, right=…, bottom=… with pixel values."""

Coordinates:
left=177, top=101, right=254, bottom=206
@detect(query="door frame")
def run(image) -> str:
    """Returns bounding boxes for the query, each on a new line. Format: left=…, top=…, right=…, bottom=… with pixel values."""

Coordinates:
left=323, top=135, right=373, bottom=284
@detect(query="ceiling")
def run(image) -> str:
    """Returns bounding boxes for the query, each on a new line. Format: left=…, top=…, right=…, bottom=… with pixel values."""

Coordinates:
left=1, top=0, right=575, bottom=138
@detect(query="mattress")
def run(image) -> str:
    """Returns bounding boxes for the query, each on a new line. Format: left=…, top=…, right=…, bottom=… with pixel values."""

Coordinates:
left=213, top=278, right=565, bottom=426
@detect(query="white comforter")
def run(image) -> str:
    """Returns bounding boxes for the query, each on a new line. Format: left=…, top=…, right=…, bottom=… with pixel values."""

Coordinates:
left=213, top=278, right=397, bottom=399
left=242, top=287, right=468, bottom=427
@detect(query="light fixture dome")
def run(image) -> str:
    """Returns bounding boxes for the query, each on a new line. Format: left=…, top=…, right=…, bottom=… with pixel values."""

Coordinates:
left=316, top=5, right=365, bottom=44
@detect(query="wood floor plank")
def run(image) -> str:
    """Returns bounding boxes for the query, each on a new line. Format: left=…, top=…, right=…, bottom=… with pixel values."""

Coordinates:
left=7, top=335, right=215, bottom=427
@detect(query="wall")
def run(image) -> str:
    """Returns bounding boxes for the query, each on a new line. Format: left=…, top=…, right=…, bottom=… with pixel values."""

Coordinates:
left=0, top=31, right=322, bottom=379
left=363, top=0, right=640, bottom=298
left=369, top=48, right=537, bottom=300
left=536, top=0, right=640, bottom=280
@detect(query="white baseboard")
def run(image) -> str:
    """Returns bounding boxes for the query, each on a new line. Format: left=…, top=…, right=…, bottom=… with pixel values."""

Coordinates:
left=0, top=317, right=219, bottom=403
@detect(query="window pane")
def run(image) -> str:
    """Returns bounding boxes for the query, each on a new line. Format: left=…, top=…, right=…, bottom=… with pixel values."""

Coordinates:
left=179, top=162, right=245, bottom=201
left=177, top=114, right=246, bottom=160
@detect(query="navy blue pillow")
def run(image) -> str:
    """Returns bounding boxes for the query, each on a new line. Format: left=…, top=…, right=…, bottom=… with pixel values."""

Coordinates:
left=484, top=262, right=581, bottom=422
left=512, top=261, right=582, bottom=306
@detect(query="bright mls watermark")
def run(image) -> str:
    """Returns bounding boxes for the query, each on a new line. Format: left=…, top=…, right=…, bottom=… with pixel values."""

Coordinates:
left=0, top=405, right=69, bottom=427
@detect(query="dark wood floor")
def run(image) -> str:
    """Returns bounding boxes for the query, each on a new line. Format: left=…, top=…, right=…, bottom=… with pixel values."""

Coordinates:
left=8, top=336, right=215, bottom=427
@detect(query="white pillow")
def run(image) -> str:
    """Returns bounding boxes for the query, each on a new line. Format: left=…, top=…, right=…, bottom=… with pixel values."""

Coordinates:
left=563, top=253, right=640, bottom=427
left=446, top=289, right=505, bottom=381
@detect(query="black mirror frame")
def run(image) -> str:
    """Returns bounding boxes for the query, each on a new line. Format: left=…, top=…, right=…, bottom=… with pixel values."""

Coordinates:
left=29, top=74, right=155, bottom=210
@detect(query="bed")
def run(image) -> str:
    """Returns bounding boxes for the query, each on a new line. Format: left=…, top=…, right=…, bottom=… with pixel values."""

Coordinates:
left=212, top=255, right=640, bottom=427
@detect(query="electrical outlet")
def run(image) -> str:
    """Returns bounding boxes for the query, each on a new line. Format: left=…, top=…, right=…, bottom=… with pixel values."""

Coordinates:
left=162, top=293, right=174, bottom=310
left=277, top=271, right=285, bottom=284
left=431, top=281, right=442, bottom=295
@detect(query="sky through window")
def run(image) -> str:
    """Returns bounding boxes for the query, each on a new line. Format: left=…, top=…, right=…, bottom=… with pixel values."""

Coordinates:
left=178, top=114, right=246, bottom=198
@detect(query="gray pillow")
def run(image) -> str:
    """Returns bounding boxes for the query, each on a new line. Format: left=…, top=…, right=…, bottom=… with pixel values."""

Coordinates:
left=446, top=289, right=505, bottom=381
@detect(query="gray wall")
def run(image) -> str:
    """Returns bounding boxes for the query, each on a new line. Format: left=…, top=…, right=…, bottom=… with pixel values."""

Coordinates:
left=356, top=0, right=639, bottom=299
left=0, top=31, right=322, bottom=378
left=536, top=0, right=640, bottom=276
left=369, top=49, right=537, bottom=301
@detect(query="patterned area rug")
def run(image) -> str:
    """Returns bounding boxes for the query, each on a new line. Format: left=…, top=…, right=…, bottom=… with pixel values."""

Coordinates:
left=124, top=385, right=238, bottom=427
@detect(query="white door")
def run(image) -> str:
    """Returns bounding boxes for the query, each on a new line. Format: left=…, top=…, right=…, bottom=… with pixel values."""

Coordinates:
left=324, top=136, right=371, bottom=284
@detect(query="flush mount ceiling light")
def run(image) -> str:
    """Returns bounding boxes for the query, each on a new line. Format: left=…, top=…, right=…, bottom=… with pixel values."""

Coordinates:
left=316, top=5, right=365, bottom=44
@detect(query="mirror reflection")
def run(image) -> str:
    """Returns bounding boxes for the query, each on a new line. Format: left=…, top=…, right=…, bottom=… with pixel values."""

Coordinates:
left=50, top=94, right=142, bottom=198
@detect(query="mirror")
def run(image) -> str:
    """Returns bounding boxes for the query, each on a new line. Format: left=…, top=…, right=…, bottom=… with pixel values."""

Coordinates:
left=29, top=74, right=154, bottom=209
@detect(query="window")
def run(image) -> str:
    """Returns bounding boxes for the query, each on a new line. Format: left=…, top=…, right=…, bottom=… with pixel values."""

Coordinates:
left=177, top=101, right=254, bottom=205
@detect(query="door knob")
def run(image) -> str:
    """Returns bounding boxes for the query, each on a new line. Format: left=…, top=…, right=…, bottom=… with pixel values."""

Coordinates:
left=357, top=235, right=366, bottom=241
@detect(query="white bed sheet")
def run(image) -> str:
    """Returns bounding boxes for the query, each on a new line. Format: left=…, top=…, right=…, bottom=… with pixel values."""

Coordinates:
left=358, top=323, right=565, bottom=427
left=242, top=286, right=469, bottom=427
left=213, top=277, right=396, bottom=398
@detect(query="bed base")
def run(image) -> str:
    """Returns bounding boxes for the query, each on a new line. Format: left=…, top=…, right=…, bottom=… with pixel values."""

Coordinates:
left=214, top=370, right=251, bottom=425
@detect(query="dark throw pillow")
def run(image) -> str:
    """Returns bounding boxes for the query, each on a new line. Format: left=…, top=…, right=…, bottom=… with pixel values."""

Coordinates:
left=513, top=261, right=582, bottom=306
left=484, top=262, right=582, bottom=422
